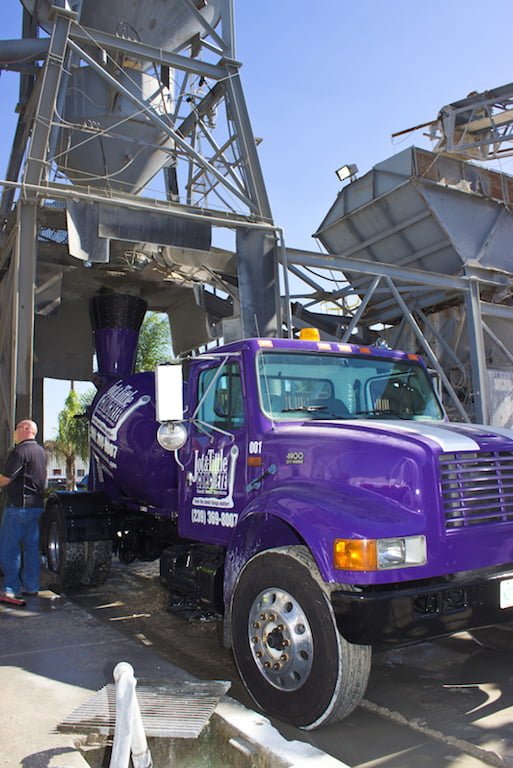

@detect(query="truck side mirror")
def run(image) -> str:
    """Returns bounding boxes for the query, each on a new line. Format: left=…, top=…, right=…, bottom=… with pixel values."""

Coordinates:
left=155, top=363, right=183, bottom=422
left=155, top=363, right=187, bottom=451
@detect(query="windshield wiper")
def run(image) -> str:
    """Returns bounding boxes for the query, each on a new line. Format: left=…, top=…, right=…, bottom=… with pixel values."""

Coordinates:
left=355, top=409, right=412, bottom=419
left=281, top=405, right=327, bottom=413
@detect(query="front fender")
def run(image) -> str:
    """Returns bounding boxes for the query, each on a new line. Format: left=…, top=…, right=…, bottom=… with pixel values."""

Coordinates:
left=224, top=479, right=422, bottom=619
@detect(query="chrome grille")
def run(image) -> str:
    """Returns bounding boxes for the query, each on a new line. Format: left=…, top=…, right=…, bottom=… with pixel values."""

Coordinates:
left=439, top=451, right=513, bottom=530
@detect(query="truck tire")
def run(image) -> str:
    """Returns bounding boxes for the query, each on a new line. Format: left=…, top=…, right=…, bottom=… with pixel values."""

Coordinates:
left=231, top=546, right=371, bottom=729
left=44, top=500, right=86, bottom=588
left=81, top=541, right=113, bottom=586
left=470, top=624, right=513, bottom=653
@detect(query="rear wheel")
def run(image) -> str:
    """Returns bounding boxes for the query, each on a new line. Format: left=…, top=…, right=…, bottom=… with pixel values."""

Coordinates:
left=470, top=624, right=513, bottom=653
left=231, top=546, right=371, bottom=729
left=44, top=501, right=85, bottom=587
left=81, top=541, right=113, bottom=586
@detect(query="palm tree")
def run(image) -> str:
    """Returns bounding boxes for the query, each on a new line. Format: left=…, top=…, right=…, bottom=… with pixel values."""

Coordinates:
left=45, top=389, right=92, bottom=489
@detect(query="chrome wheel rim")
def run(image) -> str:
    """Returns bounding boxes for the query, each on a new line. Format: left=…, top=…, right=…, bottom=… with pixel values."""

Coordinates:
left=248, top=587, right=313, bottom=691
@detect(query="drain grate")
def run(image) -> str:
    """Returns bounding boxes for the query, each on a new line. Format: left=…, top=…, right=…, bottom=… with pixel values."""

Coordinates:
left=58, top=680, right=231, bottom=739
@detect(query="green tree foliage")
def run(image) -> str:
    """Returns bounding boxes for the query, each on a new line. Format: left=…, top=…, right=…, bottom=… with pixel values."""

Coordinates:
left=45, top=388, right=94, bottom=489
left=135, top=312, right=172, bottom=372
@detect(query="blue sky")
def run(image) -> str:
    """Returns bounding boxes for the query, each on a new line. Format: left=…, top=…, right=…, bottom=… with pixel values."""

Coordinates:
left=2, top=0, right=513, bottom=436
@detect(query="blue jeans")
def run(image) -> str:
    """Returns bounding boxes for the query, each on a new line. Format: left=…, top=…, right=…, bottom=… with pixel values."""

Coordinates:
left=0, top=506, right=43, bottom=594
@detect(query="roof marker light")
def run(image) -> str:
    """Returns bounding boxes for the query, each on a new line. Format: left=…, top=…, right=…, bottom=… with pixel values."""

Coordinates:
left=299, top=328, right=321, bottom=341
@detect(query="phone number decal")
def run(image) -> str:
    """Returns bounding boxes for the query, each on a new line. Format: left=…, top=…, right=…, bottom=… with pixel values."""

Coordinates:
left=191, top=509, right=238, bottom=528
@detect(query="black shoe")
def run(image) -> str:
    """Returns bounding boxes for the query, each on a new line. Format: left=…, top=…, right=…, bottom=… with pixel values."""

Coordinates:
left=22, top=590, right=38, bottom=596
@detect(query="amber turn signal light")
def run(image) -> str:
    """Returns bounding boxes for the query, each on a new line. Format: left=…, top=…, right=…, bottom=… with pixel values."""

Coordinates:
left=333, top=539, right=377, bottom=570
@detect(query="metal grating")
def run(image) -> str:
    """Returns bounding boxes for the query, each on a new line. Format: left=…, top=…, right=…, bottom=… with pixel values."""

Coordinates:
left=439, top=450, right=513, bottom=530
left=58, top=680, right=231, bottom=739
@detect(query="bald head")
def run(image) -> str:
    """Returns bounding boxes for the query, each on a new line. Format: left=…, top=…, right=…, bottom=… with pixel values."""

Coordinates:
left=14, top=420, right=38, bottom=444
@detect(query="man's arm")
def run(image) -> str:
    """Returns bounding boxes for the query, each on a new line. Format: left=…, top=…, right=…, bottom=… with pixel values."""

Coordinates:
left=1, top=444, right=25, bottom=488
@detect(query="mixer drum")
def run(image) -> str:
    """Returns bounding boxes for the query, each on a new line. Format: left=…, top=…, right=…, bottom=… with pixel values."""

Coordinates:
left=90, top=372, right=179, bottom=513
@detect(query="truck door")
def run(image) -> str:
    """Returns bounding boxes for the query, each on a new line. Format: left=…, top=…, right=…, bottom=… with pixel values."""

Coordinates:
left=178, top=358, right=248, bottom=545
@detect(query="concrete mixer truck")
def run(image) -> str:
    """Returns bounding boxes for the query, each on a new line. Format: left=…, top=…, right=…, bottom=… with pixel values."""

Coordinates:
left=41, top=293, right=513, bottom=729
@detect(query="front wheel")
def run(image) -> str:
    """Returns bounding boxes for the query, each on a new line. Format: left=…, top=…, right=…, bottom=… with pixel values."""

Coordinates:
left=231, top=546, right=371, bottom=729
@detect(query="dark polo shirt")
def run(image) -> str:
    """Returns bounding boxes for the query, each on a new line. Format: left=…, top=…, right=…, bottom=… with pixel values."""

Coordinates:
left=3, top=438, right=47, bottom=508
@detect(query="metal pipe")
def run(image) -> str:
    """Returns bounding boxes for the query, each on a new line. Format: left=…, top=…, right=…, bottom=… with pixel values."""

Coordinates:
left=0, top=38, right=49, bottom=62
left=110, top=662, right=152, bottom=768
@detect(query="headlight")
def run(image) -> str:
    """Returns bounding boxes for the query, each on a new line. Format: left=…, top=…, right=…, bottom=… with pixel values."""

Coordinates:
left=333, top=535, right=426, bottom=571
left=377, top=536, right=426, bottom=568
left=157, top=422, right=187, bottom=451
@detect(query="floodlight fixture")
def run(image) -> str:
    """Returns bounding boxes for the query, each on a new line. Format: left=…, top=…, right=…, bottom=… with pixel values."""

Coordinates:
left=335, top=163, right=358, bottom=182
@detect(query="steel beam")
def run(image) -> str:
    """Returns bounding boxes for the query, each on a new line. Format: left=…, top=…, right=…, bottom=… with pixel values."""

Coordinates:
left=340, top=276, right=381, bottom=342
left=284, top=247, right=505, bottom=291
left=236, top=229, right=279, bottom=338
left=0, top=178, right=277, bottom=232
left=0, top=230, right=17, bottom=464
left=483, top=322, right=513, bottom=368
left=15, top=201, right=37, bottom=422
left=70, top=26, right=228, bottom=81
left=222, top=62, right=273, bottom=220
left=464, top=277, right=490, bottom=424
left=384, top=277, right=470, bottom=423
left=23, top=7, right=74, bottom=188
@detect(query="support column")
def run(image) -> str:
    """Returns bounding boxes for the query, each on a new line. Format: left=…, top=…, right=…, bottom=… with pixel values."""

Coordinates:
left=15, top=201, right=38, bottom=423
left=0, top=231, right=17, bottom=464
left=464, top=277, right=489, bottom=424
left=236, top=228, right=280, bottom=338
left=12, top=4, right=75, bottom=428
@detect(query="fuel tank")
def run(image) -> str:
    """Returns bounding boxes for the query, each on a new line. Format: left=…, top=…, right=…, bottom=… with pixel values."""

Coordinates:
left=90, top=372, right=179, bottom=514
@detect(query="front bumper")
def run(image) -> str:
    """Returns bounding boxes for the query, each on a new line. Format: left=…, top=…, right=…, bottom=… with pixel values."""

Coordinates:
left=332, top=565, right=513, bottom=649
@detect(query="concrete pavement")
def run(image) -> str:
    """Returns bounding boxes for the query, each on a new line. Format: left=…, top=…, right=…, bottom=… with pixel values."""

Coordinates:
left=0, top=585, right=348, bottom=768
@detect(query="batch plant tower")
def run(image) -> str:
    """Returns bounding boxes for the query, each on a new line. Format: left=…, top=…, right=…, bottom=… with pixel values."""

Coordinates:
left=0, top=0, right=281, bottom=461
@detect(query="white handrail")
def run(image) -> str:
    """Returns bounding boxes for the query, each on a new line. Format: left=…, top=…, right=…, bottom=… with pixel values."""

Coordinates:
left=109, top=662, right=153, bottom=768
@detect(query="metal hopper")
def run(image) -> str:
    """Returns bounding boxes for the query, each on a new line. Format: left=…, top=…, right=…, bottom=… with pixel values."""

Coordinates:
left=315, top=147, right=513, bottom=324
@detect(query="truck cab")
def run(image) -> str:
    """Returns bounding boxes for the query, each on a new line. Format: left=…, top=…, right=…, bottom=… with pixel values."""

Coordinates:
left=165, top=336, right=513, bottom=728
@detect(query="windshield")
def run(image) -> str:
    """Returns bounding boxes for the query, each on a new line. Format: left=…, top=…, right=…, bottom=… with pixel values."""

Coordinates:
left=257, top=351, right=444, bottom=421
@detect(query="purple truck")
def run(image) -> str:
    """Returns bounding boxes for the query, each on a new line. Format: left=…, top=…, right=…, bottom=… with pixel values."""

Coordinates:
left=42, top=294, right=513, bottom=729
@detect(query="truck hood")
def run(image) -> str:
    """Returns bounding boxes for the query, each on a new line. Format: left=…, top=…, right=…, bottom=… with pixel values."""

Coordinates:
left=301, top=418, right=513, bottom=452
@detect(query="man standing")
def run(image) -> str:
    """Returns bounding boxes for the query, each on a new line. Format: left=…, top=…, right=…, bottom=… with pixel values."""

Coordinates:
left=0, top=419, right=47, bottom=599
